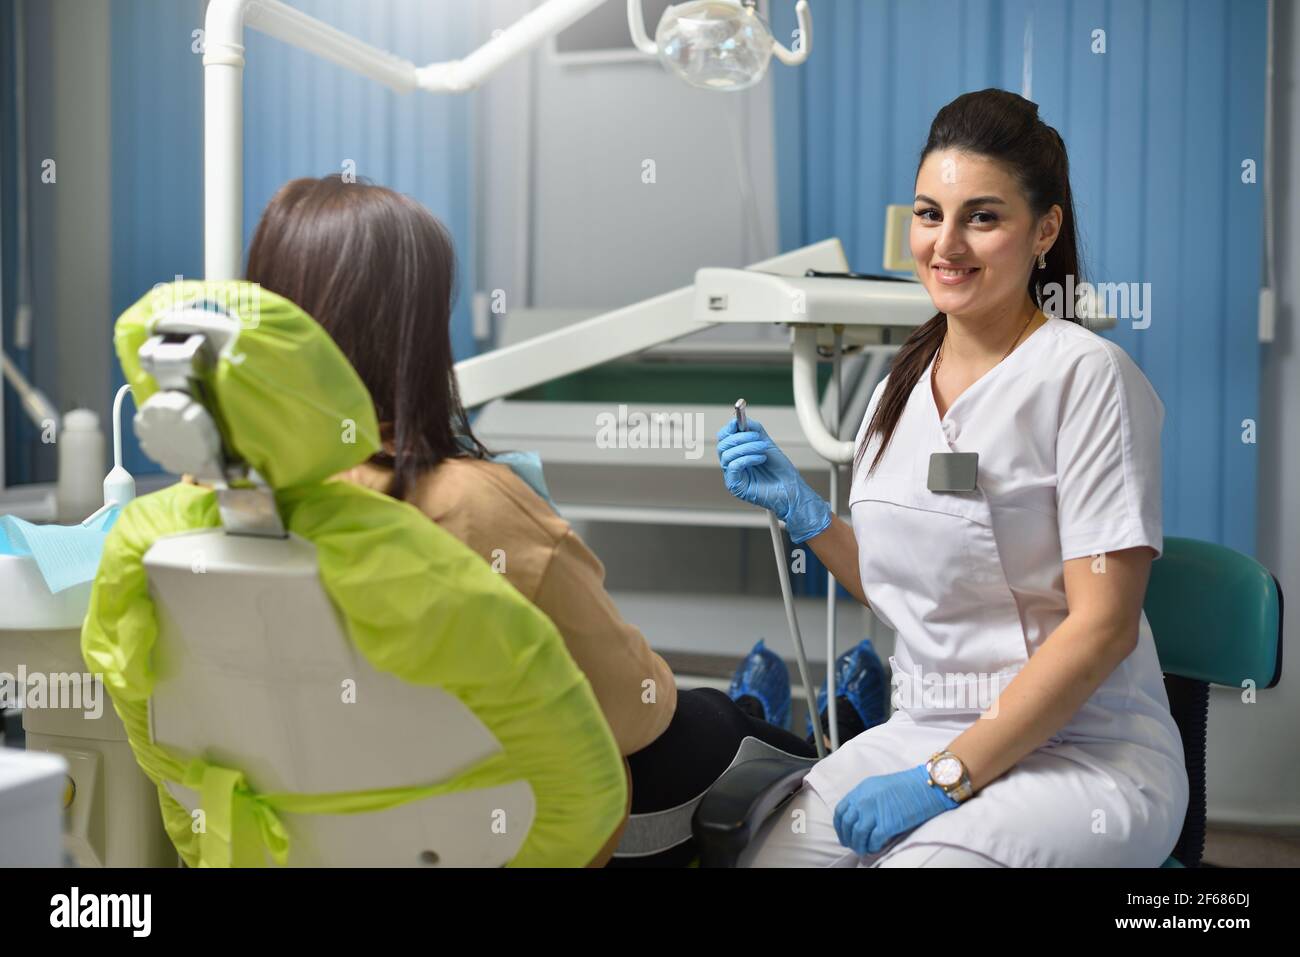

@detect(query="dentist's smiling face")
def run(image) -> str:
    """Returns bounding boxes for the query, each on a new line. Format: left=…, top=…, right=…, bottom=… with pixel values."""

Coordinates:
left=911, top=149, right=1049, bottom=322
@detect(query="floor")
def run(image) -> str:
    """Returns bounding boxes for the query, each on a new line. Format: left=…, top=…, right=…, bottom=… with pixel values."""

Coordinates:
left=1203, top=827, right=1300, bottom=867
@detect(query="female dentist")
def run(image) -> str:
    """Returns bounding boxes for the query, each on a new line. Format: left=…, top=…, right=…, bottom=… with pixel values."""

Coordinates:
left=715, top=88, right=1188, bottom=867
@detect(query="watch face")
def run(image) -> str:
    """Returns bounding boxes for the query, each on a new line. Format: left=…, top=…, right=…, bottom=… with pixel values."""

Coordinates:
left=932, top=756, right=961, bottom=787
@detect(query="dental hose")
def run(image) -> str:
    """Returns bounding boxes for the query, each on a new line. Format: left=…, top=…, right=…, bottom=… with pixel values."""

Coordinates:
left=826, top=328, right=843, bottom=751
left=735, top=398, right=827, bottom=759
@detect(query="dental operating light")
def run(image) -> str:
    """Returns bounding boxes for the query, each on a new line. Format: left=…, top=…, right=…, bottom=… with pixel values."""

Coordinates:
left=628, top=0, right=813, bottom=91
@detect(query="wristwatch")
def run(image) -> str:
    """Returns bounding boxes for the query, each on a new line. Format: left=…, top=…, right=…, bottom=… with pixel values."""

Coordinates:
left=925, top=749, right=974, bottom=803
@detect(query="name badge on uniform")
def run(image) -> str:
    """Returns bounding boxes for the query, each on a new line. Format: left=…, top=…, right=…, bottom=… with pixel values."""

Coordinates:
left=927, top=452, right=979, bottom=492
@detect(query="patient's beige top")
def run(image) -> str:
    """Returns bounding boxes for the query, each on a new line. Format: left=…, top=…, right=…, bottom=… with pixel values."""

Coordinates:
left=338, top=456, right=677, bottom=756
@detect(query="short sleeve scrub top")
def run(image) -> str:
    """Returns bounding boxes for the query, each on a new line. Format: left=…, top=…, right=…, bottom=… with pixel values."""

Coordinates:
left=801, top=314, right=1189, bottom=868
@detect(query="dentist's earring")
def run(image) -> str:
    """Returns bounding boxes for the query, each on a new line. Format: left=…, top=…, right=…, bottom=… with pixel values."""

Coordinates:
left=1033, top=251, right=1047, bottom=310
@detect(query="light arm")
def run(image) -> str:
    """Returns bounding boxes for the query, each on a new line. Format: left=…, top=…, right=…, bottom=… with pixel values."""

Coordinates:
left=418, top=0, right=612, bottom=92
left=772, top=0, right=813, bottom=65
left=453, top=240, right=850, bottom=409
left=626, top=0, right=658, bottom=55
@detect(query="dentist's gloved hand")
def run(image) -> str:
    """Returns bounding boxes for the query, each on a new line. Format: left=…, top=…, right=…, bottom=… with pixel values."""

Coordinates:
left=833, top=765, right=960, bottom=856
left=716, top=416, right=832, bottom=544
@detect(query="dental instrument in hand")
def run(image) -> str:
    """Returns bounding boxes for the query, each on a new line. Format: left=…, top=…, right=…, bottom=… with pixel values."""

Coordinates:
left=734, top=397, right=827, bottom=758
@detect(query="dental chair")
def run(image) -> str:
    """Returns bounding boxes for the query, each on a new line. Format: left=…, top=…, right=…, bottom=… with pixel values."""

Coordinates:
left=81, top=281, right=628, bottom=867
left=693, top=537, right=1284, bottom=868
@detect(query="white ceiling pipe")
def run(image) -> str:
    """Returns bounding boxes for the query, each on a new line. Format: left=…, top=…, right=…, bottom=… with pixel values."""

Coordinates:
left=203, top=0, right=250, bottom=280
left=418, top=0, right=610, bottom=92
left=243, top=0, right=420, bottom=92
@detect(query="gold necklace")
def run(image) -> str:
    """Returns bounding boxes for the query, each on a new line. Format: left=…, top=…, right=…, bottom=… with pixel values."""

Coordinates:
left=932, top=309, right=1038, bottom=383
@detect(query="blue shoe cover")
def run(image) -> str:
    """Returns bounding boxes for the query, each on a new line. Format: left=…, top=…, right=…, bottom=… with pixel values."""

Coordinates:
left=806, top=639, right=888, bottom=739
left=728, top=639, right=792, bottom=730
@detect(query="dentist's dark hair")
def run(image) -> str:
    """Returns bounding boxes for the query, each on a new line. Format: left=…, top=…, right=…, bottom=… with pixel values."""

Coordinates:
left=245, top=174, right=488, bottom=502
left=855, top=88, right=1084, bottom=477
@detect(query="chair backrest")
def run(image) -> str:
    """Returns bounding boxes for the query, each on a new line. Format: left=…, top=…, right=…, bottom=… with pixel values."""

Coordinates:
left=144, top=529, right=534, bottom=866
left=1145, top=536, right=1283, bottom=688
left=83, top=280, right=626, bottom=867
left=1143, top=535, right=1284, bottom=867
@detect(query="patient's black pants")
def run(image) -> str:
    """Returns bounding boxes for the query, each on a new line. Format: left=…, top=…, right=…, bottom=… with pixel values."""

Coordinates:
left=608, top=686, right=817, bottom=868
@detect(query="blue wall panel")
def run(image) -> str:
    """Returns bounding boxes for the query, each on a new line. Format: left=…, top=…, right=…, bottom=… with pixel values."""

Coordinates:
left=1223, top=1, right=1267, bottom=560
left=240, top=0, right=476, bottom=360
left=772, top=0, right=1268, bottom=555
left=109, top=0, right=205, bottom=476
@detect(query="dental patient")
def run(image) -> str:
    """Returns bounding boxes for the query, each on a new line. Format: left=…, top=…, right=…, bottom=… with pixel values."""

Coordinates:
left=242, top=175, right=878, bottom=865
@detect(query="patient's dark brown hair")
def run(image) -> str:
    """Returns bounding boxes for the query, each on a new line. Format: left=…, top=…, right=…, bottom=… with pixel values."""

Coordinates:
left=245, top=174, right=487, bottom=501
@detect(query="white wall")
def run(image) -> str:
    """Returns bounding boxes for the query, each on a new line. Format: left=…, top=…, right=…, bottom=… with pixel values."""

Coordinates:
left=470, top=1, right=808, bottom=655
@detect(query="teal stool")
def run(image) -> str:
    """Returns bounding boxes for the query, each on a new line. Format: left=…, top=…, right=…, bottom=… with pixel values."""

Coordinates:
left=1145, top=537, right=1284, bottom=867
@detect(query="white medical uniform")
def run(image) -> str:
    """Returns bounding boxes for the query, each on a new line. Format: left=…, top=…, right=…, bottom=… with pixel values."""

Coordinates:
left=750, top=315, right=1188, bottom=868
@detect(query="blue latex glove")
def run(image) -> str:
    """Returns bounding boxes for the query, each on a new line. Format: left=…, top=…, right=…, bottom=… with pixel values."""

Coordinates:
left=716, top=416, right=832, bottom=544
left=833, top=764, right=960, bottom=856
